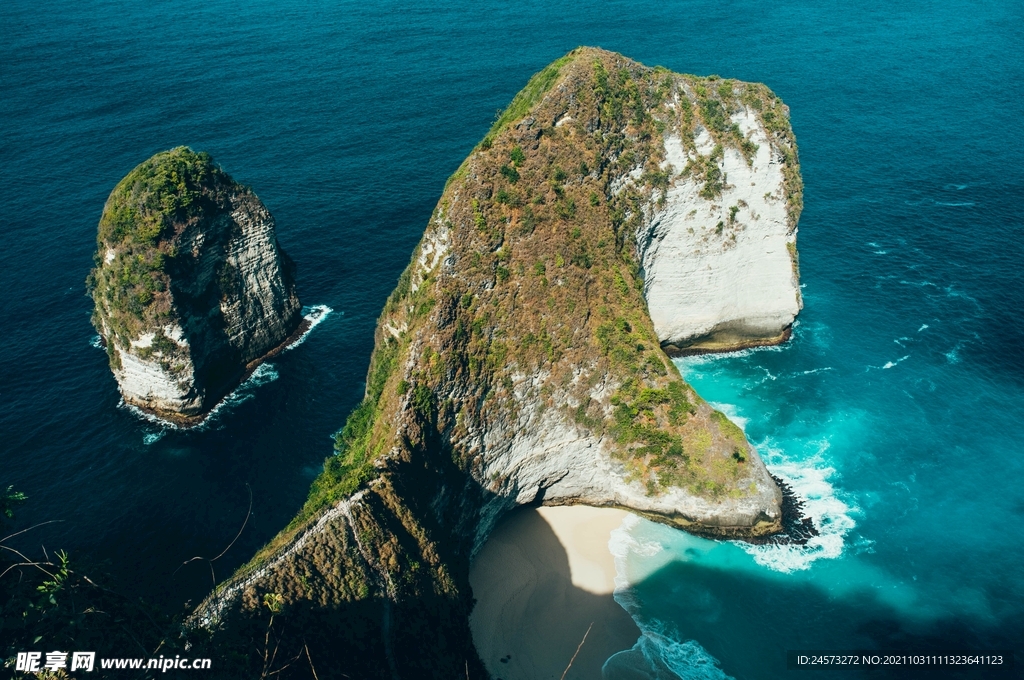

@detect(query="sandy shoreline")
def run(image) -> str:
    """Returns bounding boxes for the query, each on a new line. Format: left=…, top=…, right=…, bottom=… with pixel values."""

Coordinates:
left=469, top=506, right=639, bottom=679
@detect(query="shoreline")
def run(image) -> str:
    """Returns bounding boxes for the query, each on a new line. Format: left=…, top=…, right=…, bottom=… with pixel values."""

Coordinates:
left=120, top=305, right=329, bottom=429
left=660, top=324, right=793, bottom=357
left=469, top=505, right=640, bottom=680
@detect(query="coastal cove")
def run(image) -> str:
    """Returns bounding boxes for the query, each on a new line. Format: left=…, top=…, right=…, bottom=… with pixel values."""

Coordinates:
left=469, top=506, right=637, bottom=680
left=3, top=0, right=1023, bottom=677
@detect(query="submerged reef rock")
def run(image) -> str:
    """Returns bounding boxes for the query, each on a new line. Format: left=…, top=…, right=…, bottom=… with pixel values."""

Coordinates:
left=191, top=48, right=803, bottom=677
left=88, top=147, right=302, bottom=423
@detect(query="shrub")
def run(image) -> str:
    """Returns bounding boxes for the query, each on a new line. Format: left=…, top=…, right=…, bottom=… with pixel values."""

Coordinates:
left=499, top=165, right=520, bottom=183
left=555, top=198, right=576, bottom=220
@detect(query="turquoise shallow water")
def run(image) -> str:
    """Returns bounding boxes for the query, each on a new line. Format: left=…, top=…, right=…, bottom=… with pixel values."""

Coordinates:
left=606, top=326, right=1024, bottom=677
left=2, top=0, right=1022, bottom=675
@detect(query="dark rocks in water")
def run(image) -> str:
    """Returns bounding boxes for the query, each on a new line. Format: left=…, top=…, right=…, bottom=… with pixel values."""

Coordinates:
left=747, top=475, right=820, bottom=546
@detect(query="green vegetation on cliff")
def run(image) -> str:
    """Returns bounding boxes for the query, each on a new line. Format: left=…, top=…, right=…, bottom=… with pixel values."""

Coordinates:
left=87, top=147, right=233, bottom=359
left=206, top=48, right=800, bottom=678
left=270, top=46, right=800, bottom=548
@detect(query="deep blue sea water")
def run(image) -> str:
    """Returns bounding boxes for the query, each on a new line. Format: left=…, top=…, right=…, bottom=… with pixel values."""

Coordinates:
left=2, top=0, right=1021, bottom=676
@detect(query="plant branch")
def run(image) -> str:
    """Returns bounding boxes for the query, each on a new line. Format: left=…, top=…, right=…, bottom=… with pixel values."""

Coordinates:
left=560, top=622, right=593, bottom=680
left=0, top=519, right=65, bottom=544
left=174, top=483, right=252, bottom=588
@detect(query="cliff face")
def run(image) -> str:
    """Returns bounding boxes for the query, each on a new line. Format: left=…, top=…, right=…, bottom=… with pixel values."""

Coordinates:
left=192, top=48, right=803, bottom=678
left=642, top=105, right=802, bottom=354
left=89, top=148, right=302, bottom=422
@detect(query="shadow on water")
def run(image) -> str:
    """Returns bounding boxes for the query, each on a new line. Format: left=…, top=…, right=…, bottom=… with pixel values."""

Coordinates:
left=618, top=556, right=1021, bottom=680
left=467, top=506, right=1020, bottom=680
left=2, top=318, right=369, bottom=614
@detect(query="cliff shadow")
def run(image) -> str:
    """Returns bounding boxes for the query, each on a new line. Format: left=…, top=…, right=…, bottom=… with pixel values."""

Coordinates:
left=468, top=506, right=641, bottom=680
left=608, top=553, right=1022, bottom=680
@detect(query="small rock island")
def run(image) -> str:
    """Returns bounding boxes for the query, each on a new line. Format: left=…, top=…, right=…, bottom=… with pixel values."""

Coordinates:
left=88, top=147, right=302, bottom=423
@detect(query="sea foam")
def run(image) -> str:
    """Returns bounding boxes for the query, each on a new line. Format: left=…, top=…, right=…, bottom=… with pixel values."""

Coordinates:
left=674, top=356, right=857, bottom=573
left=736, top=443, right=858, bottom=572
left=108, top=304, right=332, bottom=430
left=603, top=626, right=734, bottom=680
left=285, top=304, right=333, bottom=350
left=117, top=362, right=281, bottom=431
left=608, top=515, right=734, bottom=680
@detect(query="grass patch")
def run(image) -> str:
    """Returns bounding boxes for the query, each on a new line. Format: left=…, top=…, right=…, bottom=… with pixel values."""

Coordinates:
left=88, top=147, right=240, bottom=357
left=481, top=52, right=576, bottom=147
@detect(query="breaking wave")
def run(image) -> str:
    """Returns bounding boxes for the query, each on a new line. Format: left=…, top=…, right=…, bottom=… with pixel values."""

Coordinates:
left=603, top=625, right=734, bottom=680
left=111, top=304, right=331, bottom=430
left=881, top=355, right=910, bottom=369
left=736, top=441, right=858, bottom=572
left=118, top=362, right=281, bottom=431
left=608, top=516, right=733, bottom=680
left=285, top=304, right=333, bottom=350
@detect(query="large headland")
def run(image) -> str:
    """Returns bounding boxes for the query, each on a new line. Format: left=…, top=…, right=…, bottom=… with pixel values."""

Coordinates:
left=185, top=46, right=805, bottom=677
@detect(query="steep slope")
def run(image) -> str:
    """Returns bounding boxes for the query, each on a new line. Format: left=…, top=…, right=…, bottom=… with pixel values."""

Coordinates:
left=88, top=148, right=302, bottom=423
left=639, top=78, right=802, bottom=354
left=192, top=48, right=803, bottom=678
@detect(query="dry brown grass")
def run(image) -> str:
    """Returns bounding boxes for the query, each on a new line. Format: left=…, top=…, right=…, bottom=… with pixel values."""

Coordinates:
left=211, top=48, right=802, bottom=676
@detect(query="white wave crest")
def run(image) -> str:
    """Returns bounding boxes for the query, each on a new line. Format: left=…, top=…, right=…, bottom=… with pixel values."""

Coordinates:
left=709, top=402, right=750, bottom=430
left=607, top=518, right=732, bottom=679
left=143, top=431, right=166, bottom=445
left=881, top=354, right=910, bottom=369
left=737, top=446, right=858, bottom=573
left=116, top=304, right=332, bottom=430
left=119, top=362, right=281, bottom=431
left=603, top=621, right=734, bottom=680
left=120, top=400, right=185, bottom=430
left=204, top=363, right=280, bottom=415
left=285, top=304, right=333, bottom=351
left=678, top=341, right=787, bottom=372
left=609, top=514, right=662, bottom=595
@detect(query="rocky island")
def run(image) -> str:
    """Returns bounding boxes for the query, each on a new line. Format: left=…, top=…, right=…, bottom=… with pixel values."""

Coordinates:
left=191, top=48, right=804, bottom=677
left=88, top=147, right=302, bottom=424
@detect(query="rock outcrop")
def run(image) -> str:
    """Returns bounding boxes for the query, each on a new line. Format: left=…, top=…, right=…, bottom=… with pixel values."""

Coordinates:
left=190, top=48, right=803, bottom=678
left=89, top=148, right=302, bottom=423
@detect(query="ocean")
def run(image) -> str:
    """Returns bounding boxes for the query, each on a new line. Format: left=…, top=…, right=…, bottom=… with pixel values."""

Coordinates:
left=2, top=0, right=1021, bottom=677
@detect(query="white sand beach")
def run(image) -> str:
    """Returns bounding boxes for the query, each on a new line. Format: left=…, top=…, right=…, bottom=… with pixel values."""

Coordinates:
left=469, top=506, right=640, bottom=680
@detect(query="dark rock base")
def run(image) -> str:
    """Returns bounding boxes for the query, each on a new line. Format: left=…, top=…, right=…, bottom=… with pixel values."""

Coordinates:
left=746, top=474, right=819, bottom=546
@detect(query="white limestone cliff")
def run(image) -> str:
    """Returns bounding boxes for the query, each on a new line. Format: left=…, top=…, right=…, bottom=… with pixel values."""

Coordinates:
left=112, top=191, right=300, bottom=420
left=92, top=150, right=302, bottom=424
left=464, top=376, right=782, bottom=553
left=638, top=107, right=802, bottom=353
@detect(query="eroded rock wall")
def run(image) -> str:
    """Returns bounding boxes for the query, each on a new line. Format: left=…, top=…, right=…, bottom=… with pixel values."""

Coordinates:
left=638, top=101, right=802, bottom=354
left=90, top=149, right=302, bottom=422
